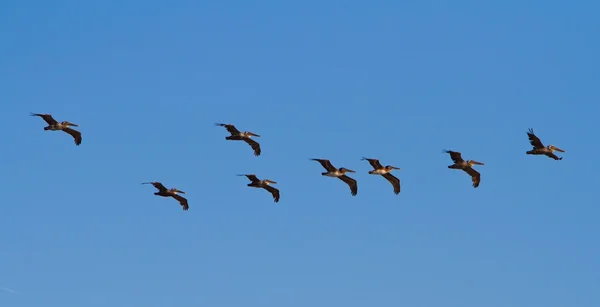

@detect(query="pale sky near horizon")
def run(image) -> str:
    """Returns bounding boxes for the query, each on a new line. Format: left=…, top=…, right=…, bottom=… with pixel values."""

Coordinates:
left=1, top=1, right=599, bottom=306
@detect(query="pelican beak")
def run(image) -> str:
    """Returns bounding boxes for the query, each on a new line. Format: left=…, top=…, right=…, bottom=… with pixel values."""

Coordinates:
left=473, top=161, right=484, bottom=165
left=391, top=166, right=401, bottom=170
left=267, top=180, right=277, bottom=184
left=177, top=190, right=186, bottom=194
left=346, top=169, right=356, bottom=173
left=249, top=132, right=260, bottom=137
left=66, top=122, right=78, bottom=127
left=554, top=147, right=565, bottom=153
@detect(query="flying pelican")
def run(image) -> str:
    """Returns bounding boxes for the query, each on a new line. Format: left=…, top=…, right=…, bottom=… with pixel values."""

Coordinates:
left=30, top=113, right=82, bottom=145
left=361, top=157, right=401, bottom=195
left=311, top=158, right=358, bottom=196
left=215, top=123, right=261, bottom=156
left=142, top=182, right=189, bottom=210
left=526, top=128, right=565, bottom=160
left=444, top=150, right=484, bottom=188
left=237, top=174, right=280, bottom=203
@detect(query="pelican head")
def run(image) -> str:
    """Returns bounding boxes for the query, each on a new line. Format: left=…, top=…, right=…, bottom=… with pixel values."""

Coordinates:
left=61, top=121, right=78, bottom=127
left=548, top=145, right=565, bottom=153
left=468, top=160, right=484, bottom=166
left=264, top=179, right=277, bottom=185
left=245, top=131, right=260, bottom=137
left=339, top=167, right=356, bottom=173
left=386, top=165, right=401, bottom=170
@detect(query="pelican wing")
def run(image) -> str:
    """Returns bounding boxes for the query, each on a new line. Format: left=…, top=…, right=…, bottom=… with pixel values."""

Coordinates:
left=31, top=113, right=58, bottom=125
left=216, top=123, right=241, bottom=135
left=62, top=127, right=82, bottom=145
left=243, top=138, right=261, bottom=156
left=362, top=157, right=383, bottom=170
left=171, top=194, right=189, bottom=210
left=143, top=182, right=168, bottom=192
left=311, top=159, right=336, bottom=172
left=338, top=175, right=358, bottom=196
left=263, top=185, right=280, bottom=203
left=545, top=152, right=563, bottom=160
left=242, top=174, right=260, bottom=182
left=463, top=167, right=481, bottom=188
left=445, top=150, right=465, bottom=163
left=527, top=128, right=545, bottom=149
left=382, top=173, right=401, bottom=195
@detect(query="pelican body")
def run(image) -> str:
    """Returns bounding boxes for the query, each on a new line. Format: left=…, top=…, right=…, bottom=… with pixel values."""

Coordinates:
left=215, top=123, right=261, bottom=156
left=142, top=182, right=189, bottom=210
left=526, top=128, right=565, bottom=160
left=311, top=158, right=358, bottom=196
left=362, top=157, right=401, bottom=195
left=238, top=174, right=280, bottom=202
left=31, top=113, right=82, bottom=145
left=444, top=150, right=484, bottom=188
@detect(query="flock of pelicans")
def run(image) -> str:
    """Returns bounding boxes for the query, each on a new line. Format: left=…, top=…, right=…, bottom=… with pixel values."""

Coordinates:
left=31, top=112, right=567, bottom=211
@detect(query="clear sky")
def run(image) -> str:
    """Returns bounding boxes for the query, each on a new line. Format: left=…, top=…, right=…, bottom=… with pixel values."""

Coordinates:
left=1, top=0, right=599, bottom=306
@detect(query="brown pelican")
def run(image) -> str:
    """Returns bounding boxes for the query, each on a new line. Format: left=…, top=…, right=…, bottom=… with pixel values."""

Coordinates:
left=311, top=158, right=358, bottom=196
left=30, top=113, right=82, bottom=145
left=142, top=182, right=189, bottom=210
left=444, top=150, right=484, bottom=188
left=361, top=157, right=401, bottom=195
left=237, top=174, right=280, bottom=203
left=215, top=123, right=261, bottom=156
left=526, top=128, right=565, bottom=160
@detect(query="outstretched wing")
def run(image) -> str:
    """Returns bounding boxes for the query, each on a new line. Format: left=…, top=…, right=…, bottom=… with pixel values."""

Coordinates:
left=62, top=127, right=82, bottom=145
left=338, top=175, right=358, bottom=196
left=31, top=113, right=58, bottom=125
left=263, top=185, right=280, bottom=203
left=382, top=173, right=400, bottom=195
left=463, top=167, right=481, bottom=188
left=240, top=174, right=260, bottom=182
left=311, top=159, right=336, bottom=172
left=362, top=157, right=383, bottom=169
left=545, top=152, right=563, bottom=160
left=143, top=182, right=168, bottom=192
left=243, top=138, right=261, bottom=156
left=445, top=150, right=464, bottom=163
left=171, top=194, right=189, bottom=210
left=215, top=123, right=241, bottom=135
left=527, top=128, right=545, bottom=149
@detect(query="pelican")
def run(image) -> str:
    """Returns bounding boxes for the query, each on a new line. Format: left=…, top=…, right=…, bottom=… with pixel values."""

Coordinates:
left=311, top=158, right=358, bottom=196
left=237, top=174, right=280, bottom=203
left=526, top=128, right=565, bottom=160
left=142, top=182, right=189, bottom=210
left=444, top=150, right=484, bottom=188
left=361, top=157, right=401, bottom=195
left=215, top=123, right=261, bottom=156
left=30, top=113, right=82, bottom=145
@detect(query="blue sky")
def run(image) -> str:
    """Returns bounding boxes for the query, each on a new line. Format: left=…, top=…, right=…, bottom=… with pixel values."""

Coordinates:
left=1, top=0, right=599, bottom=306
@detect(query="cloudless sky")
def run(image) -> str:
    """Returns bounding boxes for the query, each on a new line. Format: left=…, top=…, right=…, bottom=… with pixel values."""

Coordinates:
left=1, top=0, right=599, bottom=306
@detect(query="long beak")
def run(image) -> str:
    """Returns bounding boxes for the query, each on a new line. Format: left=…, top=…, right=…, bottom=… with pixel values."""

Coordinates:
left=176, top=190, right=186, bottom=194
left=346, top=169, right=356, bottom=173
left=66, top=122, right=78, bottom=127
left=249, top=132, right=260, bottom=137
left=554, top=147, right=565, bottom=153
left=266, top=180, right=277, bottom=184
left=472, top=161, right=484, bottom=165
left=391, top=166, right=401, bottom=170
